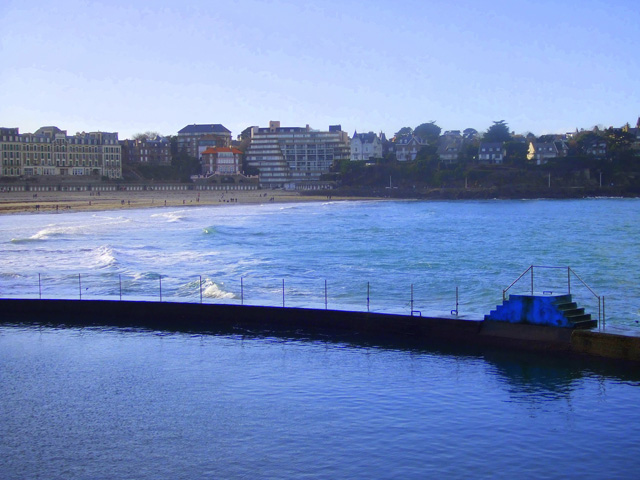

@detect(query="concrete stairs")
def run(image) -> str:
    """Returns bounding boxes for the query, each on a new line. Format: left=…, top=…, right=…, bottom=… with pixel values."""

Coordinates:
left=485, top=294, right=597, bottom=329
left=554, top=296, right=596, bottom=328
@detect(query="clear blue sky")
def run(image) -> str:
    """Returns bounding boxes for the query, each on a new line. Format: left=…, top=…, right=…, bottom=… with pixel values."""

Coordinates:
left=1, top=0, right=638, bottom=140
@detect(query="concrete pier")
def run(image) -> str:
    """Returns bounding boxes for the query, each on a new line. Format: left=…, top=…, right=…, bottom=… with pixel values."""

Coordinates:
left=1, top=298, right=639, bottom=363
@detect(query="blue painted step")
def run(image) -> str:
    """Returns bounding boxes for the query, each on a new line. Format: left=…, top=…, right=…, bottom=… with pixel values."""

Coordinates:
left=485, top=294, right=596, bottom=329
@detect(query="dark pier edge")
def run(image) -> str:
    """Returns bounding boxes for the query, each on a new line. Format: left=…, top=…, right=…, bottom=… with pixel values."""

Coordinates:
left=1, top=298, right=639, bottom=363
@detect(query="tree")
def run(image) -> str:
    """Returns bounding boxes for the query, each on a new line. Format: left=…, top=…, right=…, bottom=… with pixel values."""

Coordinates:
left=483, top=120, right=511, bottom=143
left=394, top=127, right=413, bottom=140
left=463, top=128, right=478, bottom=140
left=132, top=131, right=162, bottom=141
left=242, top=158, right=260, bottom=176
left=504, top=141, right=528, bottom=166
left=414, top=122, right=441, bottom=143
left=171, top=151, right=200, bottom=181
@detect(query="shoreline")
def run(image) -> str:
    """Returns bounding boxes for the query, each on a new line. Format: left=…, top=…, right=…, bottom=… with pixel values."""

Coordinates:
left=1, top=185, right=637, bottom=215
left=0, top=189, right=358, bottom=215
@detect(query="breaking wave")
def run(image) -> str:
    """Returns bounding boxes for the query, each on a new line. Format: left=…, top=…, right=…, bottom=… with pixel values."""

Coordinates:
left=203, top=280, right=235, bottom=299
left=92, top=245, right=118, bottom=269
left=151, top=211, right=187, bottom=223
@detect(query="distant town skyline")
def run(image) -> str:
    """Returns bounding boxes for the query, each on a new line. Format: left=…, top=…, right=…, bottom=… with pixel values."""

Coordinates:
left=2, top=0, right=638, bottom=140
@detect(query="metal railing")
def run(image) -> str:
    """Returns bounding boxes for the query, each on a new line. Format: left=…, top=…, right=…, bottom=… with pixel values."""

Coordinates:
left=1, top=272, right=463, bottom=319
left=503, top=265, right=604, bottom=328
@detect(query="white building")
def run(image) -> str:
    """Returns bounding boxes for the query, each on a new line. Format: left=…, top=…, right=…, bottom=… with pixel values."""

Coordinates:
left=244, top=121, right=350, bottom=188
left=350, top=131, right=383, bottom=161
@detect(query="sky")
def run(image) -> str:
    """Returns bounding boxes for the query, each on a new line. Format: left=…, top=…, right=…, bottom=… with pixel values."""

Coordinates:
left=1, top=0, right=638, bottom=140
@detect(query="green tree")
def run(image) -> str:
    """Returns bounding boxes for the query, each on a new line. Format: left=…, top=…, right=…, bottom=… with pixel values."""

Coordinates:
left=242, top=159, right=260, bottom=176
left=414, top=122, right=441, bottom=143
left=132, top=131, right=162, bottom=141
left=394, top=127, right=413, bottom=139
left=171, top=151, right=200, bottom=181
left=483, top=120, right=511, bottom=143
left=463, top=128, right=478, bottom=140
left=504, top=141, right=528, bottom=166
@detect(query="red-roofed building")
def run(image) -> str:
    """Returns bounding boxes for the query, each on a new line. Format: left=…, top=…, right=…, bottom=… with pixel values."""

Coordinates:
left=201, top=147, right=243, bottom=175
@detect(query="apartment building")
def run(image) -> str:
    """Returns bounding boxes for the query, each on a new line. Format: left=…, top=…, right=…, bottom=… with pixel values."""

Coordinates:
left=244, top=121, right=350, bottom=188
left=177, top=124, right=231, bottom=159
left=201, top=147, right=242, bottom=175
left=121, top=136, right=171, bottom=166
left=1, top=126, right=122, bottom=179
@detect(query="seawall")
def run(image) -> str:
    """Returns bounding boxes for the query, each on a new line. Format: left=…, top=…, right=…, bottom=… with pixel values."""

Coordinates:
left=1, top=298, right=639, bottom=363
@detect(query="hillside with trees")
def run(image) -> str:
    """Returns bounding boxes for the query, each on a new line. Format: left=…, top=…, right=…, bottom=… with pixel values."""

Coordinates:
left=323, top=120, right=640, bottom=199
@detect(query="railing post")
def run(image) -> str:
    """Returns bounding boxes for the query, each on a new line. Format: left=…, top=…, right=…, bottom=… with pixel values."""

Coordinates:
left=282, top=279, right=285, bottom=308
left=241, top=277, right=244, bottom=305
left=324, top=279, right=328, bottom=310
left=603, top=296, right=606, bottom=330
left=79, top=274, right=82, bottom=300
left=119, top=274, right=122, bottom=301
left=455, top=286, right=459, bottom=316
left=410, top=284, right=414, bottom=316
left=567, top=267, right=571, bottom=295
left=598, top=296, right=602, bottom=330
left=159, top=275, right=162, bottom=302
left=199, top=275, right=202, bottom=304
left=367, top=282, right=370, bottom=312
left=530, top=265, right=534, bottom=295
left=38, top=273, right=42, bottom=300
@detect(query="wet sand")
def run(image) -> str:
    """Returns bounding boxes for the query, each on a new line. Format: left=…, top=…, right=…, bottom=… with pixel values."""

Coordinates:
left=0, top=189, right=349, bottom=215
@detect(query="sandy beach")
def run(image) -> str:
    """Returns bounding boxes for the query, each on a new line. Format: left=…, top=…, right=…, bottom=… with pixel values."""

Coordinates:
left=0, top=189, right=344, bottom=215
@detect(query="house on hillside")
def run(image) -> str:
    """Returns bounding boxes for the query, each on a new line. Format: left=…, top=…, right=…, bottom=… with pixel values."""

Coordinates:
left=350, top=131, right=382, bottom=161
left=623, top=118, right=640, bottom=151
left=583, top=138, right=607, bottom=159
left=477, top=142, right=505, bottom=164
left=395, top=136, right=426, bottom=162
left=527, top=142, right=560, bottom=165
left=437, top=135, right=463, bottom=164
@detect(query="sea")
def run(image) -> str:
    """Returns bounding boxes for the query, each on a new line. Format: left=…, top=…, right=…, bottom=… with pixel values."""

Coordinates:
left=1, top=198, right=639, bottom=479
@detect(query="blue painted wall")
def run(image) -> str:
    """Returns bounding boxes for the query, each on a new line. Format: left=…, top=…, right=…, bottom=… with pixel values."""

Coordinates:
left=485, top=294, right=572, bottom=328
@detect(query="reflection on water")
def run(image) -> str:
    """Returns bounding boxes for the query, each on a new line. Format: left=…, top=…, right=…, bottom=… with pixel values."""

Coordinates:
left=2, top=324, right=640, bottom=480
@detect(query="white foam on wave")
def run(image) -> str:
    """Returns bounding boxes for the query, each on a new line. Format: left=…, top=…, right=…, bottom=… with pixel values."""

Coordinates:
left=203, top=280, right=235, bottom=299
left=29, top=224, right=86, bottom=240
left=278, top=205, right=299, bottom=211
left=12, top=217, right=131, bottom=242
left=92, top=245, right=118, bottom=268
left=10, top=236, right=40, bottom=244
left=151, top=210, right=188, bottom=223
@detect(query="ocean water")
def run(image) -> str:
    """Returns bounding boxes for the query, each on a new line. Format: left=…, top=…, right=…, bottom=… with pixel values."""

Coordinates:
left=1, top=198, right=640, bottom=478
left=1, top=198, right=639, bottom=324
